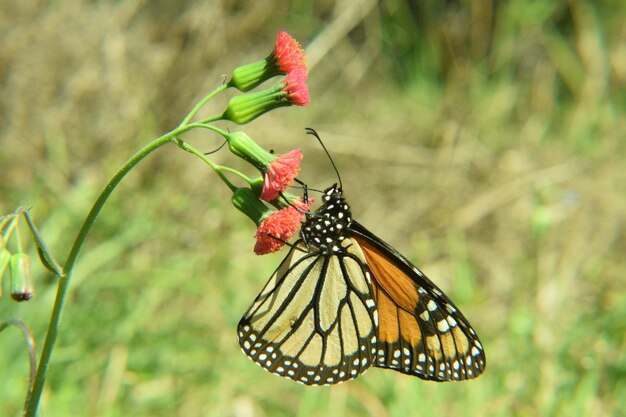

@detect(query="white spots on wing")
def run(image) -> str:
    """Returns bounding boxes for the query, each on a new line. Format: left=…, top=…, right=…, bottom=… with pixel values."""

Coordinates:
left=437, top=319, right=450, bottom=332
left=420, top=310, right=430, bottom=321
left=427, top=300, right=438, bottom=311
left=447, top=316, right=458, bottom=327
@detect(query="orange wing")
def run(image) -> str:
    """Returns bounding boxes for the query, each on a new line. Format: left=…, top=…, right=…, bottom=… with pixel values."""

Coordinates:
left=352, top=232, right=486, bottom=381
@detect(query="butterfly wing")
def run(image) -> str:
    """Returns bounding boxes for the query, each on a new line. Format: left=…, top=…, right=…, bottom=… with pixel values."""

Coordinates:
left=349, top=221, right=486, bottom=381
left=238, top=239, right=378, bottom=385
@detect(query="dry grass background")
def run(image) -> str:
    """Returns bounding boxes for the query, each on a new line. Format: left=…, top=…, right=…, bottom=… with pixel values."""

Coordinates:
left=1, top=1, right=625, bottom=416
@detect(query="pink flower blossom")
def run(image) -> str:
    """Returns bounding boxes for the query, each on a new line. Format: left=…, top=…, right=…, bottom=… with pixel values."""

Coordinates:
left=273, top=31, right=307, bottom=76
left=261, top=149, right=303, bottom=201
left=282, top=70, right=309, bottom=106
left=254, top=200, right=311, bottom=255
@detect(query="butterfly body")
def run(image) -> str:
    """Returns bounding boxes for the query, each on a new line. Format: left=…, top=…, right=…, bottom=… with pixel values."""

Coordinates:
left=238, top=184, right=486, bottom=385
left=300, top=186, right=352, bottom=253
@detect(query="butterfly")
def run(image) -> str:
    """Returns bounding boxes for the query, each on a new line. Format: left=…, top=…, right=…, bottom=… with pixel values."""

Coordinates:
left=237, top=131, right=486, bottom=385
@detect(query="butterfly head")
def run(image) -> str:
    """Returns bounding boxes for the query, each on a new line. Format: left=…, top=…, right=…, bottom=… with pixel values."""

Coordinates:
left=300, top=184, right=352, bottom=253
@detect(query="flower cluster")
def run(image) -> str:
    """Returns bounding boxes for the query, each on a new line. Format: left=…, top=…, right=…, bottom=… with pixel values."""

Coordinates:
left=217, top=31, right=311, bottom=254
left=204, top=31, right=310, bottom=255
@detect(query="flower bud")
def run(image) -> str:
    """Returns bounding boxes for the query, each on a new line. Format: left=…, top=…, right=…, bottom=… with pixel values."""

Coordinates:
left=9, top=253, right=34, bottom=301
left=231, top=187, right=272, bottom=226
left=228, top=31, right=307, bottom=92
left=226, top=132, right=275, bottom=172
left=222, top=71, right=309, bottom=124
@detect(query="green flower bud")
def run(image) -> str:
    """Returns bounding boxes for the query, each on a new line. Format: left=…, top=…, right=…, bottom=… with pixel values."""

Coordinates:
left=226, top=132, right=276, bottom=172
left=231, top=187, right=273, bottom=226
left=9, top=253, right=33, bottom=301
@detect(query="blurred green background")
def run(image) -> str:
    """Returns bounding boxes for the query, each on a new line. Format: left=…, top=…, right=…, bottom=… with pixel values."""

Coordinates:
left=1, top=1, right=625, bottom=416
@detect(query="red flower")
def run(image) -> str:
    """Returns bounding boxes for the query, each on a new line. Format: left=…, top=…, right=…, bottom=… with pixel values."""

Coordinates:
left=273, top=31, right=307, bottom=76
left=282, top=70, right=309, bottom=106
left=254, top=200, right=310, bottom=255
left=261, top=149, right=303, bottom=201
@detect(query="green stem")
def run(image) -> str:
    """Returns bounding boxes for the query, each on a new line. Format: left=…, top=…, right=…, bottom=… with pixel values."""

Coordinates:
left=24, top=124, right=194, bottom=417
left=1, top=215, right=18, bottom=243
left=179, top=83, right=228, bottom=126
left=197, top=114, right=225, bottom=125
left=218, top=165, right=256, bottom=185
left=186, top=122, right=229, bottom=138
left=172, top=137, right=237, bottom=191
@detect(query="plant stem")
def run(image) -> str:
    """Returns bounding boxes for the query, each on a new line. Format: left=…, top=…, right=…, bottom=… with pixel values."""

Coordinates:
left=24, top=125, right=194, bottom=417
left=172, top=137, right=238, bottom=191
left=179, top=83, right=228, bottom=126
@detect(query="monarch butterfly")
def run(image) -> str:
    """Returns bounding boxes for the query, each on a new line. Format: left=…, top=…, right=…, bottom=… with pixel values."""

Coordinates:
left=238, top=130, right=486, bottom=385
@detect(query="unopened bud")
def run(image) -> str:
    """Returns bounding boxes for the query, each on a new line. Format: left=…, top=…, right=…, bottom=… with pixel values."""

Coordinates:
left=9, top=253, right=34, bottom=301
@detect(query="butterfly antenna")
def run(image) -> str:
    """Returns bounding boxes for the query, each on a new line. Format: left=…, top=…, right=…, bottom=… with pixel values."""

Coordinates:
left=293, top=178, right=323, bottom=194
left=305, top=128, right=343, bottom=189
